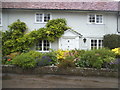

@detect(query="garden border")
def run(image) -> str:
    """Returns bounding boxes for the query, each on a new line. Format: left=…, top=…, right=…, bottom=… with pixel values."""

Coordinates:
left=2, top=65, right=118, bottom=77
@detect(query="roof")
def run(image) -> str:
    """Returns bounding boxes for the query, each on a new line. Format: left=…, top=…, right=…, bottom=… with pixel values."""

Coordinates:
left=64, top=29, right=82, bottom=37
left=1, top=1, right=120, bottom=11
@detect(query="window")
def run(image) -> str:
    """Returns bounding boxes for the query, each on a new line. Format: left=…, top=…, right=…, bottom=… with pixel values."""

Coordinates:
left=88, top=14, right=103, bottom=24
left=91, top=39, right=103, bottom=49
left=35, top=13, right=51, bottom=23
left=36, top=40, right=51, bottom=52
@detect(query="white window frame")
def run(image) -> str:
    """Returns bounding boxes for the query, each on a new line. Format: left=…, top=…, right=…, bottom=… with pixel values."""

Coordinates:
left=90, top=39, right=103, bottom=49
left=36, top=40, right=51, bottom=52
left=35, top=13, right=52, bottom=23
left=0, top=13, right=2, bottom=26
left=88, top=14, right=103, bottom=24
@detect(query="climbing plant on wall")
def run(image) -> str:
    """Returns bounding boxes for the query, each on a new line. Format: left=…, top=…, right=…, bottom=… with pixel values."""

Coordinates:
left=2, top=18, right=70, bottom=56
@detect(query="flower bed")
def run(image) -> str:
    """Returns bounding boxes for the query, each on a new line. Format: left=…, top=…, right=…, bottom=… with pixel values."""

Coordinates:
left=2, top=48, right=120, bottom=70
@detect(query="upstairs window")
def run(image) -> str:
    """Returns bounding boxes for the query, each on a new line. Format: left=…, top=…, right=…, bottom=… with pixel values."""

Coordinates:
left=88, top=14, right=103, bottom=24
left=36, top=40, right=51, bottom=52
left=91, top=39, right=103, bottom=49
left=35, top=13, right=51, bottom=23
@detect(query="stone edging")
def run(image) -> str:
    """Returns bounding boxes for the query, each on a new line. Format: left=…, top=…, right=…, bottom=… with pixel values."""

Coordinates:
left=2, top=65, right=118, bottom=77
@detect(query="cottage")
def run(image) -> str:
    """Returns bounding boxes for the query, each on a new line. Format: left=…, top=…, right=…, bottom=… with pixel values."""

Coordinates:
left=0, top=0, right=120, bottom=52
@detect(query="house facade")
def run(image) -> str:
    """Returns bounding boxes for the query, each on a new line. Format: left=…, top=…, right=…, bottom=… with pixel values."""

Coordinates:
left=1, top=1, right=120, bottom=52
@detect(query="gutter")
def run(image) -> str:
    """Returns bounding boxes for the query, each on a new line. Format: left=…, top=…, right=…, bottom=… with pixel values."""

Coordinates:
left=117, top=12, right=119, bottom=33
left=2, top=8, right=119, bottom=13
left=117, top=1, right=120, bottom=33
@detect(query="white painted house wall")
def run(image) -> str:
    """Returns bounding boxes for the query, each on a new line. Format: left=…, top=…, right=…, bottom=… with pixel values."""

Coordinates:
left=2, top=9, right=119, bottom=50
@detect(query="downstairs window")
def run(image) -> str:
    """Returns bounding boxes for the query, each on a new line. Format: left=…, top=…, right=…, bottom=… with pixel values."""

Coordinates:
left=36, top=40, right=51, bottom=52
left=91, top=39, right=103, bottom=49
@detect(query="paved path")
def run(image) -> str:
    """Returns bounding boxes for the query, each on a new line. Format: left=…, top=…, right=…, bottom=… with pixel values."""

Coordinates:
left=2, top=73, right=118, bottom=88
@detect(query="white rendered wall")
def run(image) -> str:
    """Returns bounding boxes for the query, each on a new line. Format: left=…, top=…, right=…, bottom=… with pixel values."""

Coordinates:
left=2, top=9, right=118, bottom=50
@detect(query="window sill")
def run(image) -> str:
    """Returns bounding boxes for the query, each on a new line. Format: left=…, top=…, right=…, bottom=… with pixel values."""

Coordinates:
left=36, top=50, right=50, bottom=53
left=87, top=23, right=105, bottom=25
left=34, top=22, right=47, bottom=24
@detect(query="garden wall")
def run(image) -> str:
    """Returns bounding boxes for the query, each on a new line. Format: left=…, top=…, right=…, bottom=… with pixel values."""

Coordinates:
left=2, top=65, right=118, bottom=77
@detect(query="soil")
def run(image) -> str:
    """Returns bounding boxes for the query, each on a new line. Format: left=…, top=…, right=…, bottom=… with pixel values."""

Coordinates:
left=2, top=73, right=118, bottom=88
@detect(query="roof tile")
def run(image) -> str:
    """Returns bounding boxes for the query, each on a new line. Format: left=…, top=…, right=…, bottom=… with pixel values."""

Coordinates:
left=2, top=2, right=120, bottom=11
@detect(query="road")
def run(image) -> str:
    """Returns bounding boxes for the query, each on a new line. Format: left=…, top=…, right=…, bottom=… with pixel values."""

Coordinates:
left=2, top=73, right=118, bottom=88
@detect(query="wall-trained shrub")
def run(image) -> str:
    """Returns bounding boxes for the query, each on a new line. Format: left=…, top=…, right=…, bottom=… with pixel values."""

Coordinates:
left=2, top=18, right=70, bottom=56
left=103, top=34, right=120, bottom=49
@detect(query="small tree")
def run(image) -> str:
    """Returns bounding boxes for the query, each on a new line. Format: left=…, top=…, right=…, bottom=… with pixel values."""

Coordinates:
left=103, top=34, right=120, bottom=49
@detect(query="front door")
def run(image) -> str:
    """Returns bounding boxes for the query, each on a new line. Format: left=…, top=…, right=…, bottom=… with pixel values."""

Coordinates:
left=61, top=38, right=75, bottom=50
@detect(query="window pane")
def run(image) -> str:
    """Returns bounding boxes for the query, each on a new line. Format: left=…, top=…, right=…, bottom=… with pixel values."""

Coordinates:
left=91, top=40, right=97, bottom=49
left=43, top=40, right=50, bottom=51
left=96, top=15, right=103, bottom=23
left=44, top=14, right=50, bottom=22
left=36, top=40, right=50, bottom=51
left=36, top=40, right=42, bottom=50
left=89, top=15, right=95, bottom=23
left=98, top=40, right=103, bottom=49
left=36, top=14, right=42, bottom=22
left=91, top=39, right=103, bottom=49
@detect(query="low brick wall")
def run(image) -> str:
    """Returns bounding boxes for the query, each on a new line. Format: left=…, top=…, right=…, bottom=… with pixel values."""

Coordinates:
left=2, top=65, right=118, bottom=77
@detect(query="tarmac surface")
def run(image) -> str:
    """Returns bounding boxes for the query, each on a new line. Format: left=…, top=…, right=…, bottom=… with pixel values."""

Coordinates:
left=2, top=73, right=118, bottom=88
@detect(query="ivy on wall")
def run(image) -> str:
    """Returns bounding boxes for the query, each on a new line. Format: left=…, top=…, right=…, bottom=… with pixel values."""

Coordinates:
left=2, top=18, right=70, bottom=56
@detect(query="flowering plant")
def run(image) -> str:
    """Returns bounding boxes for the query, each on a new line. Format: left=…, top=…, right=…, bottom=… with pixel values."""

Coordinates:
left=112, top=48, right=120, bottom=55
left=55, top=49, right=69, bottom=60
left=112, top=48, right=120, bottom=58
left=2, top=56, right=12, bottom=65
left=7, top=59, right=11, bottom=61
left=6, top=59, right=12, bottom=64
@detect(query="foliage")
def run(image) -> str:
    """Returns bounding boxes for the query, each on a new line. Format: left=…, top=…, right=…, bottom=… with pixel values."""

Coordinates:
left=42, top=51, right=57, bottom=65
left=2, top=19, right=28, bottom=55
left=69, top=49, right=85, bottom=58
left=108, top=58, right=119, bottom=70
left=58, top=57, right=76, bottom=69
left=55, top=49, right=69, bottom=60
left=35, top=51, right=57, bottom=66
left=7, top=52, right=20, bottom=59
left=45, top=18, right=70, bottom=41
left=25, top=50, right=43, bottom=59
left=2, top=56, right=12, bottom=65
left=36, top=56, right=52, bottom=66
left=12, top=53, right=36, bottom=69
left=2, top=18, right=70, bottom=56
left=2, top=48, right=118, bottom=70
left=76, top=48, right=116, bottom=69
left=103, top=34, right=120, bottom=49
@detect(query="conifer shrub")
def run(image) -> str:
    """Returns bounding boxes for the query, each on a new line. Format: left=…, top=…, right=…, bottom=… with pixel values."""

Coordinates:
left=103, top=34, right=120, bottom=49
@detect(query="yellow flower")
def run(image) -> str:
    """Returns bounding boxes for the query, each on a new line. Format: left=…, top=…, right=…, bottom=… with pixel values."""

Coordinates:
left=112, top=48, right=120, bottom=55
left=56, top=49, right=70, bottom=60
